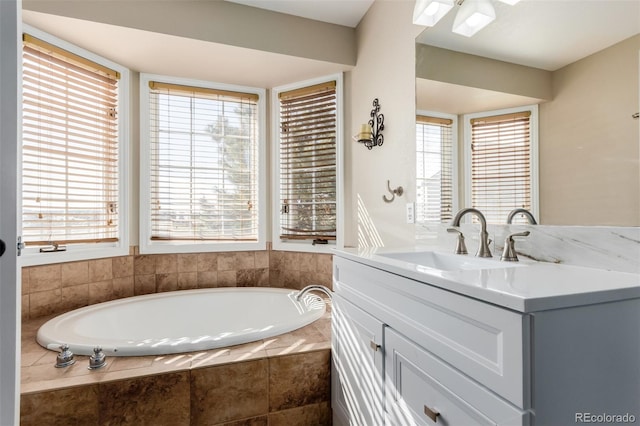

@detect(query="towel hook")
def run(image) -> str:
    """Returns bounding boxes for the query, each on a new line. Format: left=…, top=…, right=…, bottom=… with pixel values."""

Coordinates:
left=383, top=180, right=403, bottom=203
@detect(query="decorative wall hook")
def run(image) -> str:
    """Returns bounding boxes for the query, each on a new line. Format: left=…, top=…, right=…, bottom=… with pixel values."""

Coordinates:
left=356, top=98, right=384, bottom=150
left=383, top=180, right=403, bottom=203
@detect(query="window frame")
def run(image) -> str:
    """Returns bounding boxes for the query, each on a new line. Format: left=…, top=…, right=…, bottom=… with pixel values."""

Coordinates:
left=415, top=110, right=459, bottom=224
left=271, top=73, right=344, bottom=253
left=19, top=25, right=130, bottom=267
left=139, top=73, right=267, bottom=254
left=463, top=104, right=539, bottom=224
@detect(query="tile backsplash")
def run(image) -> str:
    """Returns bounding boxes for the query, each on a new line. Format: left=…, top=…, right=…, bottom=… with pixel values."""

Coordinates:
left=21, top=247, right=333, bottom=320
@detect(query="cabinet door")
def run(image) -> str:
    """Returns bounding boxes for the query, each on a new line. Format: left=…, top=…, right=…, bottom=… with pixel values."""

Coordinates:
left=332, top=294, right=385, bottom=426
left=385, top=328, right=527, bottom=426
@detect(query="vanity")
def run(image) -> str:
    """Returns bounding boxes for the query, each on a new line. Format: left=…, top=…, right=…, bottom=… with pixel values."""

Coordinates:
left=331, top=248, right=640, bottom=425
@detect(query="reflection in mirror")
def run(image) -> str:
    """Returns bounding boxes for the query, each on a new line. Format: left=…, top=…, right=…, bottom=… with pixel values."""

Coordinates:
left=414, top=1, right=639, bottom=226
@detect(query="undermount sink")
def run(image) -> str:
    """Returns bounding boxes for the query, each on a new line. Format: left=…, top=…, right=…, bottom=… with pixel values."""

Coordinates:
left=377, top=251, right=521, bottom=272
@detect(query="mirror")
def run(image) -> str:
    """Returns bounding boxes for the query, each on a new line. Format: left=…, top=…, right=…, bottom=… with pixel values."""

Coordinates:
left=415, top=2, right=639, bottom=227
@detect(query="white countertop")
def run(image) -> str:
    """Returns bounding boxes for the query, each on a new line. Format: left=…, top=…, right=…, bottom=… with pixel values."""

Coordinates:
left=333, top=247, right=640, bottom=313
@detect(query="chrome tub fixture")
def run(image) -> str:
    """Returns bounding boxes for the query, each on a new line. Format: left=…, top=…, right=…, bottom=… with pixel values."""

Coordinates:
left=506, top=208, right=537, bottom=224
left=55, top=343, right=76, bottom=368
left=296, top=284, right=333, bottom=301
left=88, top=346, right=107, bottom=370
left=451, top=208, right=492, bottom=258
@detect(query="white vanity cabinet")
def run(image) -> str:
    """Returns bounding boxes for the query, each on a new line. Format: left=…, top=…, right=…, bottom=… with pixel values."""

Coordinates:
left=331, top=255, right=640, bottom=426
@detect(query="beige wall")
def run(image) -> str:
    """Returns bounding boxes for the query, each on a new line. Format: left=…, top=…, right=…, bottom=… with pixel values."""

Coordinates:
left=539, top=35, right=640, bottom=226
left=348, top=1, right=424, bottom=248
left=416, top=44, right=552, bottom=101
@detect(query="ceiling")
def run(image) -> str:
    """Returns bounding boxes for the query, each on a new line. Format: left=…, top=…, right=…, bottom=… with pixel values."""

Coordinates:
left=226, top=0, right=640, bottom=71
left=225, top=0, right=375, bottom=28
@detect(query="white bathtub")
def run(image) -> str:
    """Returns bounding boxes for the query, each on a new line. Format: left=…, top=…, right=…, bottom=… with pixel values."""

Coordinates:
left=36, top=287, right=326, bottom=356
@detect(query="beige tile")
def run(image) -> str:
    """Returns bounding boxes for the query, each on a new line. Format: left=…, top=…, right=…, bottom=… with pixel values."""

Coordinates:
left=61, top=284, right=89, bottom=312
left=89, top=280, right=114, bottom=304
left=177, top=253, right=198, bottom=272
left=283, top=252, right=301, bottom=271
left=236, top=251, right=255, bottom=269
left=217, top=415, right=269, bottom=426
left=112, top=255, right=134, bottom=278
left=177, top=272, right=198, bottom=290
left=155, top=254, right=178, bottom=274
left=190, top=359, right=269, bottom=424
left=134, top=255, right=156, bottom=275
left=268, top=402, right=331, bottom=426
left=299, top=253, right=317, bottom=272
left=268, top=270, right=286, bottom=288
left=29, top=289, right=62, bottom=318
left=269, top=251, right=285, bottom=271
left=134, top=274, right=156, bottom=295
left=29, top=264, right=61, bottom=293
left=61, top=261, right=89, bottom=287
left=197, top=271, right=217, bottom=288
left=316, top=254, right=333, bottom=274
left=218, top=252, right=238, bottom=271
left=281, top=270, right=301, bottom=289
left=22, top=267, right=30, bottom=295
left=88, top=258, right=112, bottom=282
left=197, top=252, right=218, bottom=272
left=255, top=250, right=269, bottom=269
left=113, top=276, right=134, bottom=299
left=268, top=350, right=331, bottom=412
left=157, top=273, right=178, bottom=293
left=217, top=270, right=237, bottom=287
left=20, top=385, right=99, bottom=426
left=98, top=371, right=190, bottom=426
left=22, top=294, right=30, bottom=321
left=237, top=269, right=269, bottom=287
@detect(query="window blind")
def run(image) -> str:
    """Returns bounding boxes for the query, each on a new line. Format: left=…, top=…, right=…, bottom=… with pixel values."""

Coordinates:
left=279, top=81, right=337, bottom=241
left=22, top=34, right=120, bottom=246
left=147, top=81, right=260, bottom=241
left=470, top=111, right=532, bottom=224
left=416, top=115, right=454, bottom=223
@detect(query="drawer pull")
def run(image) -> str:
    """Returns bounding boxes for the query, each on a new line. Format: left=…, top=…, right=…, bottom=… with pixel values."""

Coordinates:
left=424, top=405, right=440, bottom=422
left=370, top=340, right=381, bottom=351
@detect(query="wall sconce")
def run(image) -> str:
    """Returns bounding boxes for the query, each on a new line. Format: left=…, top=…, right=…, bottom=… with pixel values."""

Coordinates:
left=357, top=98, right=384, bottom=150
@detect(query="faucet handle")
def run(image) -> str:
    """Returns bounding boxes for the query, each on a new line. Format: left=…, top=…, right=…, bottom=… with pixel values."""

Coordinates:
left=55, top=343, right=76, bottom=368
left=447, top=227, right=468, bottom=255
left=501, top=231, right=530, bottom=262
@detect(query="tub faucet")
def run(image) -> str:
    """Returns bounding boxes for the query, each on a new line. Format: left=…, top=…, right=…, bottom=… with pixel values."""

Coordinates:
left=506, top=208, right=537, bottom=225
left=296, top=285, right=333, bottom=301
left=55, top=343, right=76, bottom=368
left=451, top=208, right=492, bottom=258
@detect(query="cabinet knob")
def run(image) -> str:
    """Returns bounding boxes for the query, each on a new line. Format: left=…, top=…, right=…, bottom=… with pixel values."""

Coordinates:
left=370, top=340, right=381, bottom=351
left=424, top=405, right=440, bottom=423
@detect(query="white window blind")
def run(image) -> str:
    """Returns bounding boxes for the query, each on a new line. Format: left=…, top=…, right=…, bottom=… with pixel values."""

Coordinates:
left=470, top=111, right=532, bottom=224
left=147, top=81, right=260, bottom=242
left=416, top=115, right=454, bottom=223
left=22, top=34, right=120, bottom=246
left=279, top=81, right=337, bottom=242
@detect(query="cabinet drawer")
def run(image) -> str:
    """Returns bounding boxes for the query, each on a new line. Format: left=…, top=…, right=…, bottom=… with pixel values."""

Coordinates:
left=334, top=256, right=529, bottom=408
left=385, top=328, right=528, bottom=426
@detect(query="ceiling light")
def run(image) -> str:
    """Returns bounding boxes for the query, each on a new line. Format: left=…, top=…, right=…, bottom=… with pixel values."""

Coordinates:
left=413, top=0, right=455, bottom=26
left=452, top=0, right=496, bottom=37
left=496, top=0, right=521, bottom=4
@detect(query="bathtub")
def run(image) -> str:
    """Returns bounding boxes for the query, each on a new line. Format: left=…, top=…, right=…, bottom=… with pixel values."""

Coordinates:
left=36, top=287, right=326, bottom=356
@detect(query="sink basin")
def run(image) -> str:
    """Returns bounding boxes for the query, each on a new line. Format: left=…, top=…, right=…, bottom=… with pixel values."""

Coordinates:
left=377, top=251, right=520, bottom=272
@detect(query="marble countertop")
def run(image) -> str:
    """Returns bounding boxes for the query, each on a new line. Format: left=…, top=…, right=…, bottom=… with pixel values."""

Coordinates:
left=333, top=247, right=640, bottom=313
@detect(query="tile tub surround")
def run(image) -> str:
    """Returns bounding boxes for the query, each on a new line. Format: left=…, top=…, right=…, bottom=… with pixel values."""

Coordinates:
left=21, top=247, right=334, bottom=320
left=417, top=224, right=640, bottom=274
left=21, top=308, right=332, bottom=425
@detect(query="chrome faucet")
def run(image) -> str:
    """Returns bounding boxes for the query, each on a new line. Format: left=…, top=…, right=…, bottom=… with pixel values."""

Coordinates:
left=451, top=208, right=492, bottom=258
left=506, top=208, right=537, bottom=225
left=296, top=284, right=333, bottom=301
